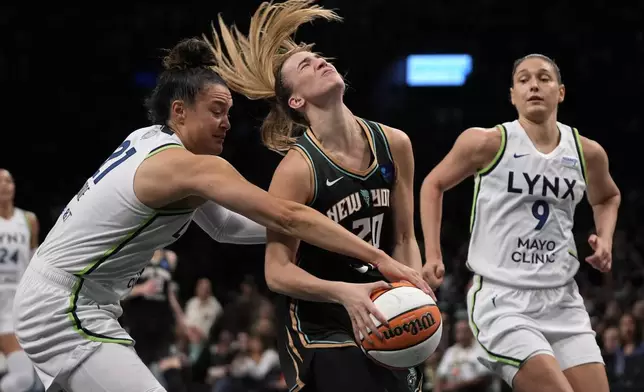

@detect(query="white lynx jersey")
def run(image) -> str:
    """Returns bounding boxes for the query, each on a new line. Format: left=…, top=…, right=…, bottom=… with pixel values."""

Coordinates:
left=33, top=125, right=195, bottom=299
left=467, top=120, right=587, bottom=288
left=0, top=208, right=32, bottom=290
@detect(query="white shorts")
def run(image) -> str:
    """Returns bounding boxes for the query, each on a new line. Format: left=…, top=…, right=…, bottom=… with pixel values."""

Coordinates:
left=467, top=275, right=603, bottom=387
left=0, top=288, right=17, bottom=335
left=12, top=259, right=163, bottom=392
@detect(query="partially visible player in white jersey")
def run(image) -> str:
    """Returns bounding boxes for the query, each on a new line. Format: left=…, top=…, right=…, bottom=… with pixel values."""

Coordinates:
left=0, top=169, right=44, bottom=392
left=420, top=54, right=620, bottom=392
left=12, top=38, right=427, bottom=392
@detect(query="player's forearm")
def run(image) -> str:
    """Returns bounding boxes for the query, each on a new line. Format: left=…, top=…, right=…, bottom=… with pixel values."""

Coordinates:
left=283, top=202, right=385, bottom=265
left=420, top=178, right=444, bottom=260
left=265, top=261, right=345, bottom=303
left=393, top=238, right=423, bottom=273
left=592, top=193, right=621, bottom=246
left=194, top=202, right=266, bottom=245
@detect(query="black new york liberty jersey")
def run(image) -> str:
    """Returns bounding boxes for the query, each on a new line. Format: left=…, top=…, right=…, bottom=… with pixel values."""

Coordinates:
left=278, top=117, right=397, bottom=346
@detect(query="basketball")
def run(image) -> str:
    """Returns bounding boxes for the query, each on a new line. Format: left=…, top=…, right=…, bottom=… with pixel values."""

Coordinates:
left=360, top=281, right=443, bottom=369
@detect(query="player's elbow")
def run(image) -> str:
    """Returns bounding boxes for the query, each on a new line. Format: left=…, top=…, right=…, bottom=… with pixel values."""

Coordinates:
left=264, top=257, right=287, bottom=294
left=421, top=174, right=443, bottom=199
left=264, top=263, right=281, bottom=293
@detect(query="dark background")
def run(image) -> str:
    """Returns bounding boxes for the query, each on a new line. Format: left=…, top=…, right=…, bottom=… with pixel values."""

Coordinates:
left=3, top=0, right=642, bottom=298
left=3, top=1, right=644, bottom=391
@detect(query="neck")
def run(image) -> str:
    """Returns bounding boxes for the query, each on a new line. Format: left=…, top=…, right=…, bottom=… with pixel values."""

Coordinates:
left=167, top=122, right=193, bottom=151
left=518, top=112, right=559, bottom=148
left=306, top=102, right=359, bottom=152
left=0, top=202, right=13, bottom=219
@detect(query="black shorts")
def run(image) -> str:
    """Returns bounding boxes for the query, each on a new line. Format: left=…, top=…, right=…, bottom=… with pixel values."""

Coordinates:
left=279, top=334, right=423, bottom=392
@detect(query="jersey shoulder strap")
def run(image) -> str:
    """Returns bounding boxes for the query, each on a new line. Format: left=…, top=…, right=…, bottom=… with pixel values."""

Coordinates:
left=357, top=118, right=394, bottom=166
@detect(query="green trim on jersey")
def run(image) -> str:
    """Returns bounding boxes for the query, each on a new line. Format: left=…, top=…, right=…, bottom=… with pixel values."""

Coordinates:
left=66, top=209, right=193, bottom=344
left=477, top=125, right=507, bottom=176
left=145, top=143, right=185, bottom=160
left=469, top=276, right=523, bottom=368
left=571, top=128, right=587, bottom=182
left=470, top=125, right=507, bottom=232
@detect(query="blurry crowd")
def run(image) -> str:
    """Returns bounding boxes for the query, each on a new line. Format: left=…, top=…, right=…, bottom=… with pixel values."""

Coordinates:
left=119, top=249, right=284, bottom=392
left=114, top=206, right=644, bottom=392
left=1, top=189, right=641, bottom=392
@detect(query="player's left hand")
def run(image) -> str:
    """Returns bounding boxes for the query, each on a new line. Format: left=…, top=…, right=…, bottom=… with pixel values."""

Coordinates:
left=585, top=234, right=612, bottom=272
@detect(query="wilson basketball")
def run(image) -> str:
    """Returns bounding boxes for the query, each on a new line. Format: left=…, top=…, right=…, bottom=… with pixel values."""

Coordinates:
left=361, top=281, right=443, bottom=369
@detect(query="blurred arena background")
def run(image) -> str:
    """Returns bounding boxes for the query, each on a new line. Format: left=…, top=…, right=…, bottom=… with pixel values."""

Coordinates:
left=2, top=1, right=644, bottom=391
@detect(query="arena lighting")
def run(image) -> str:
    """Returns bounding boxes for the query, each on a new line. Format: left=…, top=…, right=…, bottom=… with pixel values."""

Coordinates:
left=405, top=54, right=473, bottom=87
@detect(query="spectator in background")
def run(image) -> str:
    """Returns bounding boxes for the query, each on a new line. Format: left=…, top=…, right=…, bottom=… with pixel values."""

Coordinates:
left=602, top=326, right=620, bottom=383
left=219, top=275, right=266, bottom=335
left=121, top=248, right=187, bottom=390
left=610, top=313, right=644, bottom=390
left=213, top=328, right=282, bottom=392
left=185, top=278, right=223, bottom=347
left=631, top=299, right=644, bottom=324
left=436, top=319, right=495, bottom=392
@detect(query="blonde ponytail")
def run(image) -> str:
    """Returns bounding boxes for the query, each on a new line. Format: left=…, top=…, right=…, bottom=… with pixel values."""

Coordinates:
left=204, top=0, right=342, bottom=153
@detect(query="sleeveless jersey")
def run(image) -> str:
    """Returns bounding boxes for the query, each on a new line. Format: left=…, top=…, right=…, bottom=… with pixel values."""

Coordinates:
left=467, top=120, right=587, bottom=288
left=281, top=118, right=396, bottom=342
left=32, top=125, right=195, bottom=299
left=0, top=208, right=32, bottom=290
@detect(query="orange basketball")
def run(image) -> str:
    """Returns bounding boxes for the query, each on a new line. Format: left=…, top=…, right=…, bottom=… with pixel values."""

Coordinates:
left=361, top=281, right=443, bottom=369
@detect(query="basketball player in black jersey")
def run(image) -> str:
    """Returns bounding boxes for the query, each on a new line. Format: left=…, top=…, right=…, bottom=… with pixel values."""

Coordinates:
left=206, top=1, right=429, bottom=391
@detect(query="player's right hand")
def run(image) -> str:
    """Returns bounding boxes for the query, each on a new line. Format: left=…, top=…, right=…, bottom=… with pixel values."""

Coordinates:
left=422, top=258, right=445, bottom=289
left=373, top=253, right=433, bottom=297
left=336, top=281, right=391, bottom=345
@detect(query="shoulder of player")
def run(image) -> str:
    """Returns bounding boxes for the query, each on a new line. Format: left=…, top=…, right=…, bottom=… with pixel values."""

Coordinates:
left=22, top=210, right=38, bottom=225
left=578, top=135, right=608, bottom=169
left=377, top=124, right=413, bottom=155
left=21, top=210, right=39, bottom=234
left=275, top=148, right=314, bottom=181
left=272, top=149, right=313, bottom=185
left=269, top=148, right=313, bottom=202
left=141, top=147, right=229, bottom=177
left=457, top=126, right=503, bottom=161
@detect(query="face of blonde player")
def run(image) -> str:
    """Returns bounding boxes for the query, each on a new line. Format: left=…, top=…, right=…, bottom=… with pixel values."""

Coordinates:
left=180, top=83, right=232, bottom=155
left=0, top=170, right=15, bottom=204
left=281, top=51, right=345, bottom=112
left=510, top=57, right=565, bottom=123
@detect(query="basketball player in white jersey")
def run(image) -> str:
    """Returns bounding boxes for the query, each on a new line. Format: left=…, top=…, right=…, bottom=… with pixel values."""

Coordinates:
left=420, top=54, right=620, bottom=392
left=12, top=38, right=426, bottom=392
left=0, top=169, right=43, bottom=392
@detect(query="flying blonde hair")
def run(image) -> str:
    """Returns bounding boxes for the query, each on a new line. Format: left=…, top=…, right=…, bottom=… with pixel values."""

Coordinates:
left=204, top=0, right=343, bottom=153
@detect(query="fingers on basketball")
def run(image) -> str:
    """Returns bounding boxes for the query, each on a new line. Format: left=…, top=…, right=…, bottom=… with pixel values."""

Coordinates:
left=370, top=281, right=414, bottom=301
left=349, top=314, right=362, bottom=343
left=362, top=281, right=441, bottom=349
left=360, top=301, right=442, bottom=352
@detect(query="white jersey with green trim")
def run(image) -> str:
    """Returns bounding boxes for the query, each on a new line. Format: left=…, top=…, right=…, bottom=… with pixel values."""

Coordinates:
left=467, top=120, right=587, bottom=288
left=0, top=207, right=31, bottom=290
left=32, top=125, right=195, bottom=299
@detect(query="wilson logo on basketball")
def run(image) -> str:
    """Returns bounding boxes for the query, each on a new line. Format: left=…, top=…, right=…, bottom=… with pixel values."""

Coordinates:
left=383, top=312, right=436, bottom=340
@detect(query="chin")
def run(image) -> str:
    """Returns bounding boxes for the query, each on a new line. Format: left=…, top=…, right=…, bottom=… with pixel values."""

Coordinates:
left=212, top=144, right=224, bottom=156
left=523, top=107, right=551, bottom=123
